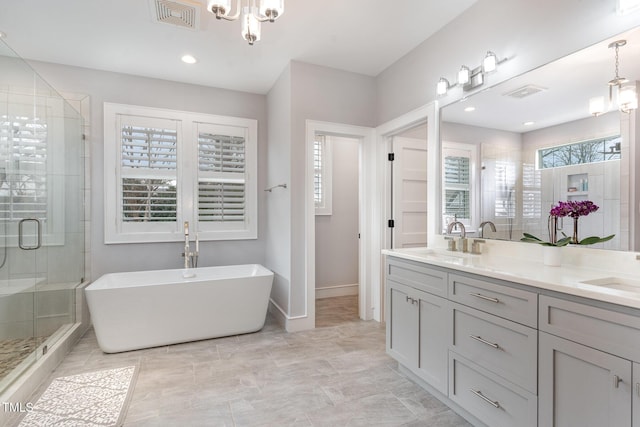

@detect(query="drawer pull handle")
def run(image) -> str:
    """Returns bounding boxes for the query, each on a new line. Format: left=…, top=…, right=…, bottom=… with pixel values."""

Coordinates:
left=469, top=335, right=500, bottom=349
left=405, top=296, right=418, bottom=305
left=470, top=389, right=500, bottom=408
left=614, top=375, right=623, bottom=389
left=470, top=293, right=500, bottom=303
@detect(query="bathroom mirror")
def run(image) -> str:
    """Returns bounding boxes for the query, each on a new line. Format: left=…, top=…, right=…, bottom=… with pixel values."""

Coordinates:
left=439, top=26, right=640, bottom=251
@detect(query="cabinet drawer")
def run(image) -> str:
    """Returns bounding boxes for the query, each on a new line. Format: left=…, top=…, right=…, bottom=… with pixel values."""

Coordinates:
left=540, top=295, right=640, bottom=362
left=452, top=303, right=537, bottom=394
left=387, top=257, right=448, bottom=297
left=449, top=352, right=537, bottom=427
left=448, top=273, right=537, bottom=327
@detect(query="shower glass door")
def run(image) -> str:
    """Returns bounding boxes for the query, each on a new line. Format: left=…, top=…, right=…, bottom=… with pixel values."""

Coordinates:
left=0, top=39, right=84, bottom=391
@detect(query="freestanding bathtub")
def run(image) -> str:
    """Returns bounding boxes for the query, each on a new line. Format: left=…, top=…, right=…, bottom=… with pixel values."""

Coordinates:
left=85, top=264, right=274, bottom=353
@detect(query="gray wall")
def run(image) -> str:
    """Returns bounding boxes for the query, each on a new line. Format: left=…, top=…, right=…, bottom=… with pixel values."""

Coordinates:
left=265, top=64, right=292, bottom=313
left=288, top=61, right=376, bottom=317
left=315, top=136, right=359, bottom=289
left=376, top=0, right=640, bottom=124
left=28, top=61, right=268, bottom=280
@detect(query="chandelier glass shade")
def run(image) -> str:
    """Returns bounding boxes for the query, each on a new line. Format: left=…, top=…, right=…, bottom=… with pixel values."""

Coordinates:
left=207, top=0, right=284, bottom=45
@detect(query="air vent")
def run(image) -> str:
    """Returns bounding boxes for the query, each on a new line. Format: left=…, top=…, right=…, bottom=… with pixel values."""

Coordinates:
left=503, top=85, right=547, bottom=99
left=150, top=0, right=201, bottom=30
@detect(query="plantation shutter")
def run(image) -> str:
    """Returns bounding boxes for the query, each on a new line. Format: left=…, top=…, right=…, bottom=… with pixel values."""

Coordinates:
left=314, top=137, right=323, bottom=207
left=197, top=124, right=247, bottom=229
left=118, top=115, right=178, bottom=226
left=0, top=110, right=48, bottom=222
left=443, top=155, right=471, bottom=220
left=522, top=162, right=541, bottom=218
left=494, top=160, right=516, bottom=218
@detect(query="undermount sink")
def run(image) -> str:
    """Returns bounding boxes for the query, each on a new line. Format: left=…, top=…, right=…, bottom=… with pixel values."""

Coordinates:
left=580, top=277, right=640, bottom=293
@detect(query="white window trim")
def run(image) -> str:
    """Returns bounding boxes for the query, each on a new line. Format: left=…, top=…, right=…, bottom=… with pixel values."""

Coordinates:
left=104, top=103, right=257, bottom=244
left=314, top=135, right=333, bottom=215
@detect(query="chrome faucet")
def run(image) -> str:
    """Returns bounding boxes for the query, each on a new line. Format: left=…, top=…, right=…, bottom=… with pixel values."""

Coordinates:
left=478, top=221, right=497, bottom=238
left=446, top=221, right=468, bottom=252
left=182, top=221, right=199, bottom=269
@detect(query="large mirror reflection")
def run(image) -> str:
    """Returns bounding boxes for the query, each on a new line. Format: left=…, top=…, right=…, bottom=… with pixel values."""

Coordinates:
left=439, top=27, right=640, bottom=251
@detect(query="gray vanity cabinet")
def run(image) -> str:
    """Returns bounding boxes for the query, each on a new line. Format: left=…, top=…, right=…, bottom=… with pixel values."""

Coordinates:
left=539, top=294, right=640, bottom=427
left=386, top=258, right=449, bottom=395
left=539, top=331, right=631, bottom=427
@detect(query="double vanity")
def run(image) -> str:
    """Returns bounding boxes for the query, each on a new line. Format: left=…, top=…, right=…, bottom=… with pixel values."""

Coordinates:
left=383, top=243, right=640, bottom=427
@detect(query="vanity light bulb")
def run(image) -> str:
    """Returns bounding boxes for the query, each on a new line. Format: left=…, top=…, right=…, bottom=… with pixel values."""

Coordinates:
left=619, top=86, right=638, bottom=112
left=458, top=66, right=470, bottom=85
left=259, top=0, right=284, bottom=20
left=436, top=78, right=449, bottom=96
left=208, top=0, right=232, bottom=15
left=589, top=96, right=605, bottom=116
left=483, top=51, right=497, bottom=73
left=241, top=6, right=262, bottom=45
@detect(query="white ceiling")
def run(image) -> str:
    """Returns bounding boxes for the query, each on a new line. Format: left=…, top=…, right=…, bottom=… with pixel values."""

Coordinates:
left=0, top=0, right=477, bottom=94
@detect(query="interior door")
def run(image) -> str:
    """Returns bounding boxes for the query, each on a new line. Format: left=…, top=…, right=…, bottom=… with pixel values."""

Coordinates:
left=392, top=136, right=428, bottom=248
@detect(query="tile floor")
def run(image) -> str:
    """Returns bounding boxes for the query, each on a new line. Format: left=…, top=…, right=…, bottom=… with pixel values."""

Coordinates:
left=14, top=295, right=470, bottom=426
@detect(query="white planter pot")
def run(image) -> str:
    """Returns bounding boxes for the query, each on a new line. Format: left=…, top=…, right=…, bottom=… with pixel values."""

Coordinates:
left=543, top=246, right=563, bottom=267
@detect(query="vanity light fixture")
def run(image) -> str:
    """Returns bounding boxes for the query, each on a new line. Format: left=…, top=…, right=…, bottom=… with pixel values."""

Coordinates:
left=436, top=50, right=505, bottom=96
left=606, top=39, right=638, bottom=113
left=207, top=0, right=284, bottom=45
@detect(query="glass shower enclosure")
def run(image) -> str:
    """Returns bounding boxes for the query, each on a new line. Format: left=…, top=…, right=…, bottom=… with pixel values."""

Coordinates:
left=0, top=39, right=84, bottom=392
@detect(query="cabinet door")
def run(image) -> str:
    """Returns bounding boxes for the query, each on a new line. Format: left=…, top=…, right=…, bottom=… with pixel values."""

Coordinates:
left=386, top=280, right=418, bottom=368
left=417, top=291, right=449, bottom=395
left=539, top=332, right=631, bottom=427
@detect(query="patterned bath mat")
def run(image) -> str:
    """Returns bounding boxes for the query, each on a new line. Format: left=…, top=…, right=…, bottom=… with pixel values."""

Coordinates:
left=18, top=366, right=137, bottom=427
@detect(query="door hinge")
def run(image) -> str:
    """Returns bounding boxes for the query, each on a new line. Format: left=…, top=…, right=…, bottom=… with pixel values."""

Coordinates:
left=388, top=219, right=395, bottom=228
left=388, top=153, right=395, bottom=161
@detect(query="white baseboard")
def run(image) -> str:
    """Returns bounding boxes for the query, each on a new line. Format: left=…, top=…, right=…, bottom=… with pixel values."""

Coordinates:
left=315, top=283, right=359, bottom=299
left=268, top=299, right=315, bottom=332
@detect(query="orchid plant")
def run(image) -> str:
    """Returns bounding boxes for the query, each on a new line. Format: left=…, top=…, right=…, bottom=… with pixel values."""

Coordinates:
left=521, top=200, right=615, bottom=246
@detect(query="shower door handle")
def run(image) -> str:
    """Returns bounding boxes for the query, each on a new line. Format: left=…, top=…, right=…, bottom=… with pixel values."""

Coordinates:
left=18, top=218, right=42, bottom=250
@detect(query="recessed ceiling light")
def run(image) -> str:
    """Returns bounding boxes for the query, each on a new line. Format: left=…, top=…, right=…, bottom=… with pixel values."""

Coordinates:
left=181, top=54, right=197, bottom=64
left=523, top=121, right=535, bottom=126
left=464, top=106, right=476, bottom=112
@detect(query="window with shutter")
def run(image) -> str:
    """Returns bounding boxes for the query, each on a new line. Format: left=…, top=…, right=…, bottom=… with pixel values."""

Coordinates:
left=104, top=103, right=257, bottom=243
left=120, top=120, right=178, bottom=224
left=314, top=135, right=332, bottom=215
left=197, top=124, right=248, bottom=228
left=442, top=142, right=477, bottom=230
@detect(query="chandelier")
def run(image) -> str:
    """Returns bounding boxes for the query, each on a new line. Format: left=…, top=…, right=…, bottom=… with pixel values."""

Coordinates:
left=590, top=39, right=638, bottom=115
left=207, top=0, right=284, bottom=45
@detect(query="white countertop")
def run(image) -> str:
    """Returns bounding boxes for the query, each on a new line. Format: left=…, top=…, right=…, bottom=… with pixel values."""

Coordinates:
left=382, top=247, right=640, bottom=310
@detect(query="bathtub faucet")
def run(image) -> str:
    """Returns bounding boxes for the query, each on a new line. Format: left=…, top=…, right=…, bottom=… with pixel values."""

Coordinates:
left=182, top=221, right=199, bottom=269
